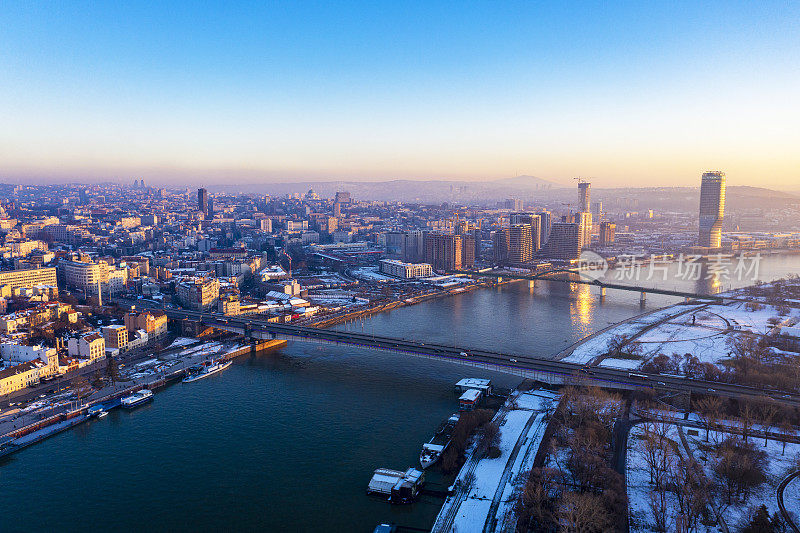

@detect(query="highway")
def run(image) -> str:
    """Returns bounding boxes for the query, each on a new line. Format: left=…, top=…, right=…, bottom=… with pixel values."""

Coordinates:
left=152, top=306, right=800, bottom=409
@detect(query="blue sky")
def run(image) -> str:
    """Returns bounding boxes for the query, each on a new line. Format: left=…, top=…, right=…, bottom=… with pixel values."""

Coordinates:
left=1, top=1, right=798, bottom=188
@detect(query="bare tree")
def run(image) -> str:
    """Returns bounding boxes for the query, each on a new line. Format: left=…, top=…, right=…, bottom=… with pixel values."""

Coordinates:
left=647, top=489, right=669, bottom=532
left=695, top=396, right=722, bottom=442
left=641, top=421, right=675, bottom=490
left=670, top=454, right=709, bottom=533
left=755, top=397, right=778, bottom=447
left=740, top=402, right=756, bottom=443
left=777, top=420, right=794, bottom=455
left=558, top=491, right=610, bottom=533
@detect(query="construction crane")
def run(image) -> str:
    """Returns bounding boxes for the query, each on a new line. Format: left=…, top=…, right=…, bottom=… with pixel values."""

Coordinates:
left=281, top=249, right=292, bottom=277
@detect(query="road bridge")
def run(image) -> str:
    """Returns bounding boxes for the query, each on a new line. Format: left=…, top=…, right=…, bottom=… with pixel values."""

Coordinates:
left=452, top=268, right=749, bottom=303
left=152, top=307, right=800, bottom=409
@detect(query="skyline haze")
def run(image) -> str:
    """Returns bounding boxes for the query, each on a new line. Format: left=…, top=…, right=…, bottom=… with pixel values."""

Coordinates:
left=2, top=2, right=799, bottom=189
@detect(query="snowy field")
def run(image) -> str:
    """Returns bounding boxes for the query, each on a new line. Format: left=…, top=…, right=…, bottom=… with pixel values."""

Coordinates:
left=627, top=422, right=800, bottom=532
left=565, top=298, right=800, bottom=373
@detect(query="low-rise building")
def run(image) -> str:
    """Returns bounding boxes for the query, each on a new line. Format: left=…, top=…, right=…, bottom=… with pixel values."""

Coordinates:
left=0, top=267, right=57, bottom=291
left=102, top=324, right=129, bottom=351
left=124, top=310, right=168, bottom=338
left=67, top=332, right=105, bottom=361
left=176, top=276, right=220, bottom=311
left=0, top=359, right=54, bottom=395
left=379, top=259, right=433, bottom=279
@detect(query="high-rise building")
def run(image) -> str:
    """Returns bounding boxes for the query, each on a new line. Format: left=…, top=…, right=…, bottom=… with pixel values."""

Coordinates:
left=509, top=224, right=533, bottom=263
left=503, top=198, right=523, bottom=211
left=333, top=202, right=342, bottom=218
left=403, top=231, right=426, bottom=263
left=424, top=233, right=462, bottom=271
left=334, top=191, right=351, bottom=204
left=198, top=188, right=208, bottom=216
left=537, top=211, right=552, bottom=245
left=599, top=221, right=616, bottom=247
left=578, top=181, right=591, bottom=213
left=575, top=212, right=592, bottom=249
left=540, top=223, right=581, bottom=260
left=492, top=228, right=510, bottom=263
left=698, top=171, right=726, bottom=248
left=510, top=213, right=541, bottom=251
left=385, top=232, right=405, bottom=258
left=591, top=201, right=603, bottom=219
left=461, top=234, right=476, bottom=269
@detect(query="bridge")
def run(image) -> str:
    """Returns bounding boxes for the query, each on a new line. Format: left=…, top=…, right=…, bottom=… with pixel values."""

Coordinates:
left=451, top=268, right=748, bottom=304
left=152, top=306, right=800, bottom=409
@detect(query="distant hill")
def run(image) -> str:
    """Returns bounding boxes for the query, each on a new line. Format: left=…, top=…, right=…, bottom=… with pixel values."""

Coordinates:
left=211, top=178, right=797, bottom=207
left=213, top=175, right=566, bottom=203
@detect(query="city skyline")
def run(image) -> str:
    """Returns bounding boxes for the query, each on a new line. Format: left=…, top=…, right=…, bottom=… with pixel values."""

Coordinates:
left=2, top=2, right=799, bottom=189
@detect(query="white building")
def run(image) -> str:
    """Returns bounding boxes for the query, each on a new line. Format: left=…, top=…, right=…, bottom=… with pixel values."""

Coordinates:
left=67, top=332, right=105, bottom=360
left=1, top=342, right=57, bottom=365
left=379, top=259, right=433, bottom=279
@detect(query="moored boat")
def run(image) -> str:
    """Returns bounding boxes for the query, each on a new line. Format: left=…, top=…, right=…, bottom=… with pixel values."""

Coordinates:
left=419, top=413, right=459, bottom=468
left=121, top=389, right=153, bottom=408
left=182, top=358, right=232, bottom=383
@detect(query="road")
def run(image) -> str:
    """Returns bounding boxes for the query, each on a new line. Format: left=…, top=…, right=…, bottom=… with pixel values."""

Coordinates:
left=124, top=304, right=800, bottom=409
left=453, top=268, right=756, bottom=303
left=777, top=470, right=800, bottom=533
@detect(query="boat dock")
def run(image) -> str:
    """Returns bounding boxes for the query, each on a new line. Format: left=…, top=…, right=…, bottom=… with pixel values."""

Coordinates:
left=0, top=336, right=288, bottom=459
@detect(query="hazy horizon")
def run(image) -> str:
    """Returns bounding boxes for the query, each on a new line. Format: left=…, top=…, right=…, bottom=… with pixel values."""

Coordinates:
left=2, top=2, right=798, bottom=189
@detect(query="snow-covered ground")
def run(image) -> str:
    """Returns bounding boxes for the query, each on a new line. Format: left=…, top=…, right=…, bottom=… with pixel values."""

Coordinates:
left=626, top=423, right=685, bottom=532
left=169, top=337, right=198, bottom=348
left=627, top=421, right=800, bottom=532
left=687, top=429, right=800, bottom=530
left=564, top=298, right=800, bottom=372
left=433, top=390, right=557, bottom=533
left=562, top=321, right=644, bottom=364
left=599, top=357, right=642, bottom=369
left=350, top=267, right=395, bottom=282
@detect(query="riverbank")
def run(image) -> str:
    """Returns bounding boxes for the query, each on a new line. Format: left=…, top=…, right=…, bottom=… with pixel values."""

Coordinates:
left=432, top=388, right=558, bottom=533
left=0, top=338, right=287, bottom=457
left=308, top=277, right=517, bottom=328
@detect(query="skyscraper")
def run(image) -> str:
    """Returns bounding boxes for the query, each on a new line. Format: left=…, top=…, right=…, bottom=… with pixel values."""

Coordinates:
left=492, top=228, right=510, bottom=263
left=599, top=221, right=616, bottom=247
left=540, top=223, right=581, bottom=260
left=536, top=211, right=552, bottom=245
left=198, top=188, right=208, bottom=216
left=461, top=233, right=476, bottom=269
left=698, top=171, right=726, bottom=248
left=575, top=212, right=592, bottom=249
left=509, top=224, right=533, bottom=263
left=424, top=233, right=462, bottom=271
left=578, top=181, right=591, bottom=213
left=509, top=213, right=541, bottom=251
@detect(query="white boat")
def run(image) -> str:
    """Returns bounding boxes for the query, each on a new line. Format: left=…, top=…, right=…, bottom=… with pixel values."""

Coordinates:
left=182, top=359, right=232, bottom=383
left=121, top=389, right=153, bottom=408
left=419, top=414, right=459, bottom=468
left=97, top=411, right=108, bottom=418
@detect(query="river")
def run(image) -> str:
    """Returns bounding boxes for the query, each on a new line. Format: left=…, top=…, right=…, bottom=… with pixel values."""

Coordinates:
left=1, top=253, right=798, bottom=532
